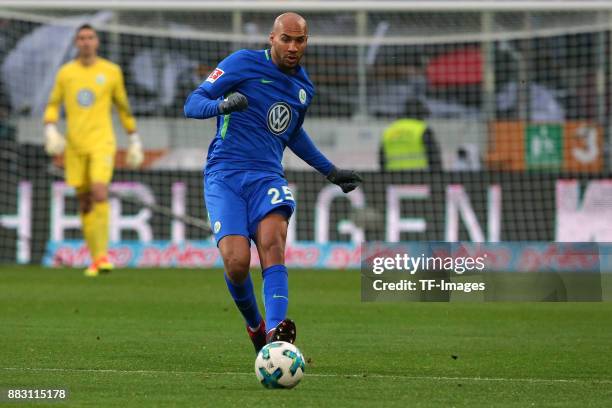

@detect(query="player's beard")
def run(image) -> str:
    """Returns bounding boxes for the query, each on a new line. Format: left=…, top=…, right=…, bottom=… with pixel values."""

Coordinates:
left=282, top=54, right=300, bottom=70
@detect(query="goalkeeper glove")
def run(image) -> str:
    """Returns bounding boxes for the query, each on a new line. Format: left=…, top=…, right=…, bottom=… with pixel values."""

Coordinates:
left=218, top=92, right=248, bottom=115
left=44, top=123, right=65, bottom=156
left=126, top=132, right=144, bottom=169
left=327, top=167, right=363, bottom=193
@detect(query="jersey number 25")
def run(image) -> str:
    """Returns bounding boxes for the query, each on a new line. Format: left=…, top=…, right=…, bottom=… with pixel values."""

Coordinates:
left=268, top=186, right=294, bottom=204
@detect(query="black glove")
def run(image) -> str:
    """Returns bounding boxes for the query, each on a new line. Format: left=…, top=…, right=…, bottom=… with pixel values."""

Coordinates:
left=326, top=167, right=363, bottom=193
left=218, top=92, right=248, bottom=114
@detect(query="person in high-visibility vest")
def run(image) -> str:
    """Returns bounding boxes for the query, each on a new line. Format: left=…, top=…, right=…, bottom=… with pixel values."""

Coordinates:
left=379, top=98, right=441, bottom=171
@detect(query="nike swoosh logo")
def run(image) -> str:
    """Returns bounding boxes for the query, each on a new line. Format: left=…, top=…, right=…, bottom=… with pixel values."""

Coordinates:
left=260, top=79, right=274, bottom=84
left=272, top=294, right=288, bottom=300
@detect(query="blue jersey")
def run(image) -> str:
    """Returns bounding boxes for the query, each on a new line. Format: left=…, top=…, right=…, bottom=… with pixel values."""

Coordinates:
left=185, top=49, right=330, bottom=176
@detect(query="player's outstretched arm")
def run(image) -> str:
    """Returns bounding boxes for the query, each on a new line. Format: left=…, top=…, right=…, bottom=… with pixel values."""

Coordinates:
left=218, top=93, right=248, bottom=114
left=288, top=128, right=362, bottom=193
left=184, top=87, right=220, bottom=119
left=184, top=50, right=252, bottom=119
left=184, top=89, right=248, bottom=119
left=112, top=68, right=142, bottom=168
left=326, top=167, right=363, bottom=193
left=113, top=67, right=137, bottom=136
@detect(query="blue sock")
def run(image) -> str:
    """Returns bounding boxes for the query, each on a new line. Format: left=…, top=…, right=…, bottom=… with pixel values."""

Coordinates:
left=224, top=273, right=262, bottom=329
left=262, top=264, right=289, bottom=332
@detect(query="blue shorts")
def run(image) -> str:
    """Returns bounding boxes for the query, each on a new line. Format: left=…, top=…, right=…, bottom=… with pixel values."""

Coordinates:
left=204, top=170, right=296, bottom=244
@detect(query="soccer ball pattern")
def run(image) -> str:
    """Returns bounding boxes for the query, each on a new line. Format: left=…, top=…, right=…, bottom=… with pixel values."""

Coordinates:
left=254, top=341, right=306, bottom=389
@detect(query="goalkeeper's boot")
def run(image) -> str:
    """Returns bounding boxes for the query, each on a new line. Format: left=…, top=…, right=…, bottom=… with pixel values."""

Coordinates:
left=84, top=264, right=99, bottom=277
left=96, top=255, right=114, bottom=274
left=247, top=320, right=267, bottom=354
left=266, top=319, right=296, bottom=344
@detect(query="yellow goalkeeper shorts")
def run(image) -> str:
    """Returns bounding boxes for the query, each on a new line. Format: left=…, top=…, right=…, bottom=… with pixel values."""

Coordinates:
left=64, top=145, right=115, bottom=190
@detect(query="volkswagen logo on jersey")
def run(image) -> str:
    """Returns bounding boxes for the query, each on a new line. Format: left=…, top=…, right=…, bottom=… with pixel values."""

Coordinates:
left=77, top=88, right=95, bottom=107
left=267, top=102, right=292, bottom=135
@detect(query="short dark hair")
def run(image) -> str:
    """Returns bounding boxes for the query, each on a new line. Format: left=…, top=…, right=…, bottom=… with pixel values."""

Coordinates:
left=403, top=98, right=430, bottom=120
left=76, top=23, right=96, bottom=35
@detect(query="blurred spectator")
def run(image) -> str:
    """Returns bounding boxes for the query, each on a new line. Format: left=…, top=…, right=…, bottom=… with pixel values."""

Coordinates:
left=368, top=52, right=483, bottom=120
left=368, top=57, right=428, bottom=119
left=128, top=48, right=197, bottom=116
left=451, top=144, right=481, bottom=171
left=379, top=98, right=441, bottom=172
left=172, top=62, right=212, bottom=116
left=0, top=78, right=15, bottom=141
left=497, top=81, right=565, bottom=121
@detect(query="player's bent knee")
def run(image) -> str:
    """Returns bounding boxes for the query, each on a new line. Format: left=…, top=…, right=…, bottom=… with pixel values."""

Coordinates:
left=256, top=214, right=288, bottom=268
left=223, top=249, right=250, bottom=273
left=219, top=235, right=251, bottom=283
left=77, top=193, right=93, bottom=214
left=91, top=184, right=108, bottom=202
left=224, top=256, right=250, bottom=283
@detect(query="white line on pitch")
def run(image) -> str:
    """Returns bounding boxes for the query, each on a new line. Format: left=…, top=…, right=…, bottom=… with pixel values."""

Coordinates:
left=2, top=367, right=611, bottom=385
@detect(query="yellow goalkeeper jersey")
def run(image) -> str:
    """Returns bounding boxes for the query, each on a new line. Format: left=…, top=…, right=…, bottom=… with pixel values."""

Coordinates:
left=43, top=57, right=136, bottom=153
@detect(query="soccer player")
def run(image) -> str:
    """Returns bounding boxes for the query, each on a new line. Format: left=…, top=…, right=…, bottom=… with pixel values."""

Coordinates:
left=43, top=24, right=143, bottom=277
left=184, top=12, right=362, bottom=353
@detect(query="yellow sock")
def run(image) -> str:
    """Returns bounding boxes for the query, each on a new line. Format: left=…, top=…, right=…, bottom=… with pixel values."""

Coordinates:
left=81, top=209, right=98, bottom=263
left=92, top=201, right=110, bottom=259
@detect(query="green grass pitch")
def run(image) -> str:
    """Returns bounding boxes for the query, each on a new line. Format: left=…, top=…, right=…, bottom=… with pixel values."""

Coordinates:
left=1, top=266, right=611, bottom=407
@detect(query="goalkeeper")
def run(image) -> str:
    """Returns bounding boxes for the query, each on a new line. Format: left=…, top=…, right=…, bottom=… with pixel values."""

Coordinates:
left=43, top=24, right=143, bottom=277
left=185, top=12, right=362, bottom=353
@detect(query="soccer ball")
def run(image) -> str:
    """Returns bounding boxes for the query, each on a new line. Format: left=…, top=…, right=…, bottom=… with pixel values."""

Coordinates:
left=254, top=341, right=306, bottom=389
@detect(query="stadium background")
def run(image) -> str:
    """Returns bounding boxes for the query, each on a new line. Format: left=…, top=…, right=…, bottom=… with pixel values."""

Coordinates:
left=0, top=0, right=611, bottom=266
left=1, top=2, right=612, bottom=406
